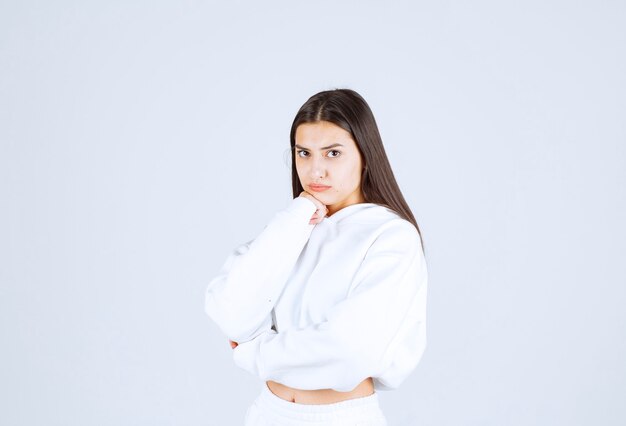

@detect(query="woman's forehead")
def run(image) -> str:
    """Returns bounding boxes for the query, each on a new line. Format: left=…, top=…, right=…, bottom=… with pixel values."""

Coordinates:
left=295, top=121, right=355, bottom=148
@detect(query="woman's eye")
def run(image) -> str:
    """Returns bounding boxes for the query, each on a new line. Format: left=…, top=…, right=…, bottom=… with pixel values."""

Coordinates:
left=296, top=149, right=340, bottom=158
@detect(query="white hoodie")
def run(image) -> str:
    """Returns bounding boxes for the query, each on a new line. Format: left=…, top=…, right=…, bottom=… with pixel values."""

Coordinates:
left=204, top=196, right=428, bottom=392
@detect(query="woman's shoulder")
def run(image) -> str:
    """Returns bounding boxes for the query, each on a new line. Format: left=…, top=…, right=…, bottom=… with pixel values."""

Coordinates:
left=341, top=204, right=421, bottom=249
left=345, top=203, right=414, bottom=229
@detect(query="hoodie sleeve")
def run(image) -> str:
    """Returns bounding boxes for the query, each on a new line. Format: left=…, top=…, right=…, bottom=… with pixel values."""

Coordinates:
left=231, top=220, right=428, bottom=392
left=204, top=196, right=318, bottom=343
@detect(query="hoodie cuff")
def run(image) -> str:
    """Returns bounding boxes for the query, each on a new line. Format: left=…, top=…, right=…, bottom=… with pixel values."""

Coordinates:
left=232, top=331, right=273, bottom=379
left=283, top=196, right=318, bottom=221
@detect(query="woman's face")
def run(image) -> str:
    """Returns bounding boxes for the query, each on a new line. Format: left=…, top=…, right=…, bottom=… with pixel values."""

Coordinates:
left=294, top=120, right=365, bottom=216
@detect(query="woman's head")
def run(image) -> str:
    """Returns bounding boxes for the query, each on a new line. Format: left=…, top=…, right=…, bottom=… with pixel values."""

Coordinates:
left=289, top=88, right=424, bottom=250
left=294, top=120, right=365, bottom=216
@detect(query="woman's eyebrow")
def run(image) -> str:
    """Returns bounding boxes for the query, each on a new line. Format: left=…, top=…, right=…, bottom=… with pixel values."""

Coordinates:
left=294, top=143, right=344, bottom=150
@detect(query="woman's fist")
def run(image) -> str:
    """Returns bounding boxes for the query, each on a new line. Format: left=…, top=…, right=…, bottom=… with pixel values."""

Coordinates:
left=299, top=191, right=328, bottom=225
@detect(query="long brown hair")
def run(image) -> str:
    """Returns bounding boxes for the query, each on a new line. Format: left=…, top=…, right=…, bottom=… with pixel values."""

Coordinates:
left=289, top=88, right=425, bottom=254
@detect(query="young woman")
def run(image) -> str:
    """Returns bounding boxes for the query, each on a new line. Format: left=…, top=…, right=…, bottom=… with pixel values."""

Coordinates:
left=205, top=88, right=428, bottom=425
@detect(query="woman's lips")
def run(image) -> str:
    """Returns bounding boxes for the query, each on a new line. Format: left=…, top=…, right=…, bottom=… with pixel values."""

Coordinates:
left=309, top=184, right=331, bottom=192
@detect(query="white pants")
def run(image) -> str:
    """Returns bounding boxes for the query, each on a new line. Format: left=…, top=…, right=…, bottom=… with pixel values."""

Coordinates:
left=243, top=382, right=388, bottom=426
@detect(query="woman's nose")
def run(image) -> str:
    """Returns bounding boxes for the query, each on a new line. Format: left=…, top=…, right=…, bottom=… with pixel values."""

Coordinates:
left=309, top=160, right=326, bottom=180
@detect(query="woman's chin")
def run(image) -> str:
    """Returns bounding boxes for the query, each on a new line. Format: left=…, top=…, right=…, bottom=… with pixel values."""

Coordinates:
left=312, top=194, right=332, bottom=205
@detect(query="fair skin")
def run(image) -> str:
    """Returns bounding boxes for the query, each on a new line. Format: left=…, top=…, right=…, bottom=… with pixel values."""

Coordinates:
left=229, top=120, right=374, bottom=403
left=294, top=120, right=366, bottom=217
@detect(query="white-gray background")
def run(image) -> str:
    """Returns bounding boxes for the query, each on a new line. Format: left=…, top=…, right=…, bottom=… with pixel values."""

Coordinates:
left=1, top=1, right=624, bottom=425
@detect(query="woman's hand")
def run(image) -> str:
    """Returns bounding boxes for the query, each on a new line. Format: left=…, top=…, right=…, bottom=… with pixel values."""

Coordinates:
left=229, top=339, right=238, bottom=349
left=299, top=191, right=328, bottom=225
